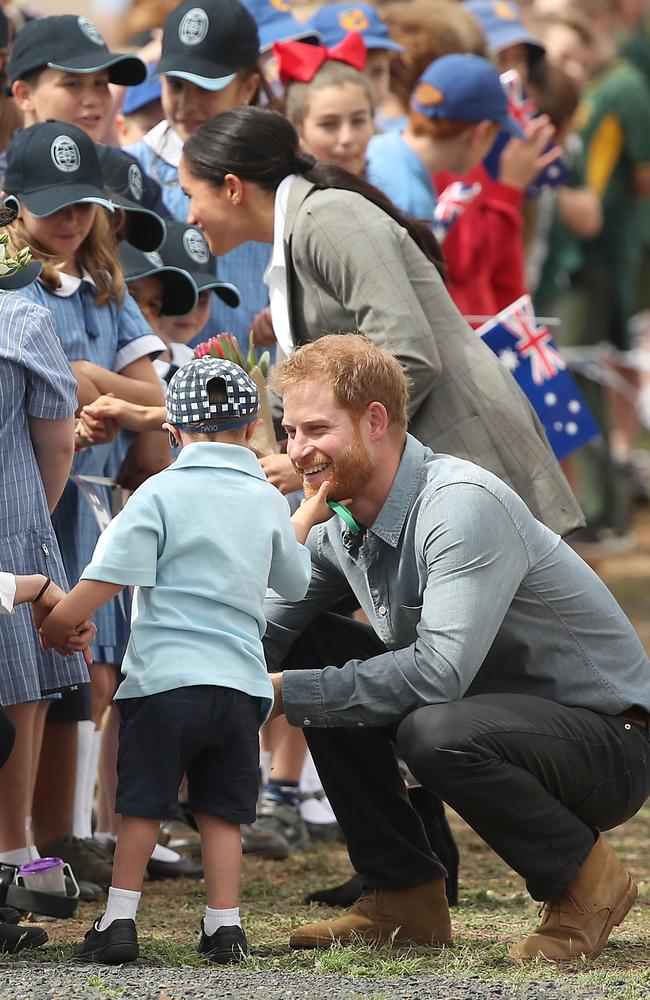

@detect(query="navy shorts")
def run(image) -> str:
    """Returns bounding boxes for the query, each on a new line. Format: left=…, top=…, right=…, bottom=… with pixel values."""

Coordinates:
left=116, top=685, right=261, bottom=823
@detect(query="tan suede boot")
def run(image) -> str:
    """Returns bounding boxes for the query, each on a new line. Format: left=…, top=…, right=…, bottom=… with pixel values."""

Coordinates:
left=289, top=878, right=453, bottom=949
left=508, top=834, right=637, bottom=962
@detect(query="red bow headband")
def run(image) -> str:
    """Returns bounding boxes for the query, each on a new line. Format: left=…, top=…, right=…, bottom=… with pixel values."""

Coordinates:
left=273, top=32, right=367, bottom=86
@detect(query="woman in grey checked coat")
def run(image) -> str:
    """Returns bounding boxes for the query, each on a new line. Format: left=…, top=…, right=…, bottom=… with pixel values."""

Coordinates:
left=0, top=291, right=89, bottom=866
left=180, top=106, right=584, bottom=538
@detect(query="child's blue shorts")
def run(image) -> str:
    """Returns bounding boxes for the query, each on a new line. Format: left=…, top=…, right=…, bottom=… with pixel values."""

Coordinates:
left=115, top=685, right=261, bottom=823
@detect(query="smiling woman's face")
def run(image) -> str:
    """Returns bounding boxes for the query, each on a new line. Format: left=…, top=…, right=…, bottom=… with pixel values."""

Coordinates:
left=179, top=157, right=244, bottom=258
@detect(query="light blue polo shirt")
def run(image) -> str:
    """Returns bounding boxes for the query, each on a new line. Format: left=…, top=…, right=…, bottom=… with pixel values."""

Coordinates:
left=81, top=442, right=311, bottom=718
left=366, top=130, right=437, bottom=221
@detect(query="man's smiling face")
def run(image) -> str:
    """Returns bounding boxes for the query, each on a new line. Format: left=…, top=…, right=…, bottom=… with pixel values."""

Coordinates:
left=282, top=381, right=374, bottom=500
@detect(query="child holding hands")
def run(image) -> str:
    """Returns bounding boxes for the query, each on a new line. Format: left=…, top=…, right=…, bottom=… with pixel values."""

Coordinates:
left=41, top=358, right=336, bottom=965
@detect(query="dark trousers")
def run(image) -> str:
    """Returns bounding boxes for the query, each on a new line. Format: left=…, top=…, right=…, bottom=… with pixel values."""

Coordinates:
left=0, top=706, right=15, bottom=768
left=282, top=613, right=650, bottom=901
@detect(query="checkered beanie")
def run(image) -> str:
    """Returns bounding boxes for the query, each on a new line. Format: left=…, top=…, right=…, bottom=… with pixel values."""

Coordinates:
left=166, top=357, right=260, bottom=431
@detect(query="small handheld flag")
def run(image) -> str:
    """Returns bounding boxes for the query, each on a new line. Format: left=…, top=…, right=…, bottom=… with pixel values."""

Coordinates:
left=475, top=295, right=599, bottom=460
left=432, top=181, right=482, bottom=243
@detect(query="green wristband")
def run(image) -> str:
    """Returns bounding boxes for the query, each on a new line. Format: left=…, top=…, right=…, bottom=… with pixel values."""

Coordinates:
left=327, top=500, right=361, bottom=535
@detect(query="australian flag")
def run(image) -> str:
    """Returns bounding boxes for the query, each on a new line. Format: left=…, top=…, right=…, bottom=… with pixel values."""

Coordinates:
left=476, top=295, right=599, bottom=460
left=433, top=181, right=482, bottom=243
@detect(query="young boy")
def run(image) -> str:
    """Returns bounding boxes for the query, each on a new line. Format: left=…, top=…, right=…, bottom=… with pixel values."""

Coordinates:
left=8, top=15, right=146, bottom=142
left=114, top=69, right=164, bottom=148
left=40, top=357, right=329, bottom=966
left=366, top=53, right=532, bottom=219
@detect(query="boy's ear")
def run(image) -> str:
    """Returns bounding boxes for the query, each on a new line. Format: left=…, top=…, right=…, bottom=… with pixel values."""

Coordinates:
left=11, top=79, right=37, bottom=113
left=244, top=418, right=259, bottom=443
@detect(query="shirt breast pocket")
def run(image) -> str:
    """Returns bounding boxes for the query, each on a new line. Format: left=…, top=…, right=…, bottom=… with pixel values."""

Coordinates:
left=395, top=604, right=423, bottom=645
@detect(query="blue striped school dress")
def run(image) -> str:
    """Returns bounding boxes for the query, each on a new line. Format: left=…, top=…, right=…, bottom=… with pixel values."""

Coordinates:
left=127, top=127, right=271, bottom=351
left=0, top=294, right=89, bottom=706
left=16, top=274, right=164, bottom=666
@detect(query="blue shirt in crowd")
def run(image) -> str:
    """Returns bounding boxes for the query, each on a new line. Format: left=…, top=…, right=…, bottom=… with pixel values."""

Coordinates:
left=366, top=131, right=437, bottom=221
left=82, top=442, right=311, bottom=718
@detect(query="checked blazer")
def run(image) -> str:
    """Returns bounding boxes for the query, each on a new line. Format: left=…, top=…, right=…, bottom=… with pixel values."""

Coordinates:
left=275, top=176, right=584, bottom=537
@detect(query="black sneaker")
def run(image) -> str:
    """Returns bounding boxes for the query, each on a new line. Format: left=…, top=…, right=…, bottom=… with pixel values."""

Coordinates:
left=197, top=921, right=248, bottom=964
left=0, top=921, right=48, bottom=954
left=74, top=918, right=139, bottom=965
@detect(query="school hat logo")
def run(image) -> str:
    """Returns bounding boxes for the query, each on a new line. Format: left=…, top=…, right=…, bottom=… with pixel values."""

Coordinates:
left=338, top=8, right=370, bottom=32
left=178, top=7, right=210, bottom=46
left=127, top=163, right=144, bottom=202
left=183, top=227, right=210, bottom=264
left=50, top=135, right=81, bottom=173
left=414, top=82, right=444, bottom=107
left=492, top=1, right=518, bottom=19
left=77, top=16, right=105, bottom=45
left=144, top=250, right=163, bottom=267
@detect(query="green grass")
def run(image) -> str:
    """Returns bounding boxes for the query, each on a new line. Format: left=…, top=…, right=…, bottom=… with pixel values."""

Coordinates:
left=10, top=801, right=647, bottom=999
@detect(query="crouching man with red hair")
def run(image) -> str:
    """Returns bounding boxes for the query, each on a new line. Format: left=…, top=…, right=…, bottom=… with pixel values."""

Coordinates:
left=263, top=332, right=650, bottom=962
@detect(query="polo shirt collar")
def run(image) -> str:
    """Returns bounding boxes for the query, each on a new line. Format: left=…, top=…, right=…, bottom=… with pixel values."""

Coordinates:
left=369, top=434, right=429, bottom=547
left=169, top=441, right=266, bottom=480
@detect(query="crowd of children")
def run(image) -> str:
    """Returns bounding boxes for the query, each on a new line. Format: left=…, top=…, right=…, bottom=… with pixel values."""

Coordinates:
left=0, top=0, right=649, bottom=965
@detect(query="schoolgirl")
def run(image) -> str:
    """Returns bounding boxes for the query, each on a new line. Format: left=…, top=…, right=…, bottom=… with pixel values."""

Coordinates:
left=276, top=34, right=374, bottom=178
left=125, top=0, right=271, bottom=347
left=4, top=121, right=165, bottom=867
left=0, top=215, right=90, bottom=878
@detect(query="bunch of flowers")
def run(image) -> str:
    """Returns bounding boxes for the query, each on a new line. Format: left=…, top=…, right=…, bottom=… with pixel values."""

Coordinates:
left=0, top=233, right=33, bottom=280
left=194, top=331, right=270, bottom=380
left=193, top=332, right=275, bottom=456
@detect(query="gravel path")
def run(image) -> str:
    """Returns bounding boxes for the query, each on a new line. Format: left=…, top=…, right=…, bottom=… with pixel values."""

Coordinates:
left=0, top=962, right=609, bottom=1000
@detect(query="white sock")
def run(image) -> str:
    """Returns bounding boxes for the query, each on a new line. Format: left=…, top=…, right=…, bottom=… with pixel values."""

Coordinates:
left=73, top=721, right=98, bottom=839
left=204, top=906, right=241, bottom=935
left=0, top=845, right=38, bottom=866
left=97, top=887, right=141, bottom=930
left=149, top=843, right=182, bottom=863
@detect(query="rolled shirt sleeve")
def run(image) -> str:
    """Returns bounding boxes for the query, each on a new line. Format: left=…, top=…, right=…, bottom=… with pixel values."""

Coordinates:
left=281, top=484, right=531, bottom=728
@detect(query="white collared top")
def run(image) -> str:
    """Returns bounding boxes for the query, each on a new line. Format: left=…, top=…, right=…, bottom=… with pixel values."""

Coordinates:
left=263, top=173, right=297, bottom=359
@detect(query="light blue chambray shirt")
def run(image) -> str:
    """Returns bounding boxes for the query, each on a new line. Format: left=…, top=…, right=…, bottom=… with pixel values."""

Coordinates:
left=82, top=442, right=311, bottom=718
left=264, top=435, right=650, bottom=728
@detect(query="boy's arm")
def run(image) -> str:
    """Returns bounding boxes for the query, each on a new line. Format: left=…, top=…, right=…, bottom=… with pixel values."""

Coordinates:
left=290, top=481, right=349, bottom=545
left=39, top=579, right=122, bottom=653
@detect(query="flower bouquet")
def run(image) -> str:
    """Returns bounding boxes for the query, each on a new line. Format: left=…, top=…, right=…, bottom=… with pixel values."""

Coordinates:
left=194, top=333, right=276, bottom=457
left=0, top=232, right=33, bottom=280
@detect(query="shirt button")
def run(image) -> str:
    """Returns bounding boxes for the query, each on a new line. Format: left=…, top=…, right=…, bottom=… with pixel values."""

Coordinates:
left=41, top=543, right=49, bottom=555
left=624, top=723, right=632, bottom=730
left=302, top=718, right=311, bottom=726
left=356, top=722, right=364, bottom=727
left=378, top=605, right=387, bottom=616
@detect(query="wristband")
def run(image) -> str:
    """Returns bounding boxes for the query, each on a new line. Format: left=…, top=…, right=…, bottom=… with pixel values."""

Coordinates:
left=34, top=577, right=51, bottom=603
left=327, top=501, right=361, bottom=535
